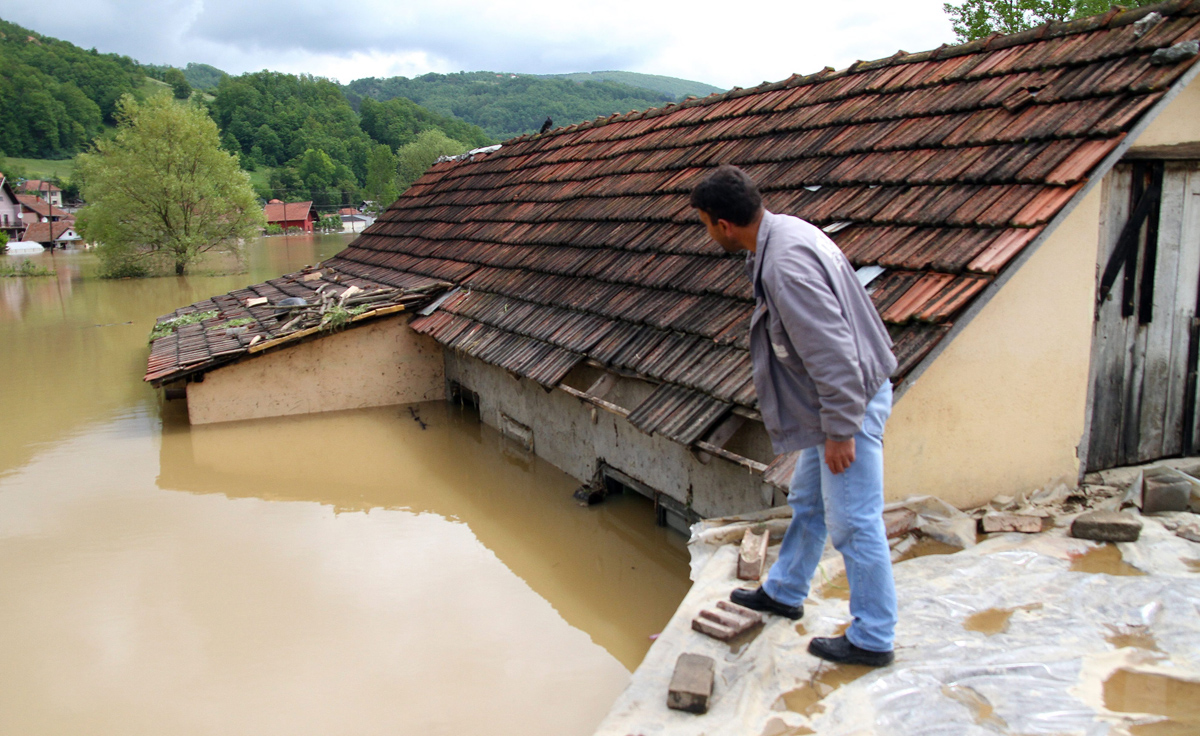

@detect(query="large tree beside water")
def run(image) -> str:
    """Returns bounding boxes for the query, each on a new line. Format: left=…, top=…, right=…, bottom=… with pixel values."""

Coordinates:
left=76, top=94, right=264, bottom=277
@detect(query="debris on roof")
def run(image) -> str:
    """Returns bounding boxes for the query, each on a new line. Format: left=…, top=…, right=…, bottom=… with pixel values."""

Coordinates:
left=143, top=264, right=450, bottom=385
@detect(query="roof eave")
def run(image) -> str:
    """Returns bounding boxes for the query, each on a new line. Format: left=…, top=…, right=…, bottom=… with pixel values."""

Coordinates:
left=893, top=53, right=1200, bottom=403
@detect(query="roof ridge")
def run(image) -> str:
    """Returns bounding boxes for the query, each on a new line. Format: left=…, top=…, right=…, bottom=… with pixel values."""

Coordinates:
left=442, top=1, right=1200, bottom=167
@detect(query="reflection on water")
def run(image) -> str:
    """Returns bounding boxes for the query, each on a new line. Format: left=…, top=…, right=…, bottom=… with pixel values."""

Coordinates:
left=0, top=237, right=693, bottom=736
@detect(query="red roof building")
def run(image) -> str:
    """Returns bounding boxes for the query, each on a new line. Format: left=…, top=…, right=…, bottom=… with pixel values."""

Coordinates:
left=20, top=180, right=62, bottom=207
left=16, top=194, right=72, bottom=223
left=23, top=221, right=81, bottom=247
left=264, top=200, right=315, bottom=232
left=147, top=3, right=1200, bottom=515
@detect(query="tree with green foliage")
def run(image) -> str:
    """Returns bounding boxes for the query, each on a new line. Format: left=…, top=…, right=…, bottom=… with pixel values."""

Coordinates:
left=162, top=67, right=191, bottom=99
left=0, top=229, right=8, bottom=254
left=182, top=62, right=227, bottom=91
left=943, top=0, right=1158, bottom=41
left=75, top=94, right=264, bottom=276
left=363, top=143, right=399, bottom=214
left=0, top=18, right=143, bottom=157
left=397, top=130, right=468, bottom=191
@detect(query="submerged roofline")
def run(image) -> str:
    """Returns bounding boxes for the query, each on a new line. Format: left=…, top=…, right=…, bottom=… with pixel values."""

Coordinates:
left=893, top=54, right=1200, bottom=402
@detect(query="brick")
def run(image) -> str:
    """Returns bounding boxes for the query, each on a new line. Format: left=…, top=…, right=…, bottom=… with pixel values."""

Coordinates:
left=691, top=600, right=763, bottom=642
left=883, top=508, right=918, bottom=538
left=982, top=511, right=1049, bottom=533
left=1142, top=468, right=1191, bottom=514
left=1070, top=511, right=1142, bottom=542
left=737, top=526, right=770, bottom=580
left=667, top=653, right=714, bottom=714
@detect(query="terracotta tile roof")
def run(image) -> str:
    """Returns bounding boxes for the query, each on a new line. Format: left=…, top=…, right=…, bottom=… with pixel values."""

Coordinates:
left=143, top=265, right=451, bottom=385
left=147, top=2, right=1200, bottom=454
left=264, top=200, right=313, bottom=223
left=23, top=222, right=78, bottom=243
left=20, top=179, right=60, bottom=192
left=16, top=194, right=71, bottom=219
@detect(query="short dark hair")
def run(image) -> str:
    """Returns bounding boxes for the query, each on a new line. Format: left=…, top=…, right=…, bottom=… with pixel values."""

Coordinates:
left=689, top=165, right=762, bottom=226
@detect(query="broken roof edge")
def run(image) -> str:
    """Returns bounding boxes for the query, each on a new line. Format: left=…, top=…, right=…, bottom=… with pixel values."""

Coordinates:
left=144, top=271, right=453, bottom=387
left=892, top=53, right=1200, bottom=405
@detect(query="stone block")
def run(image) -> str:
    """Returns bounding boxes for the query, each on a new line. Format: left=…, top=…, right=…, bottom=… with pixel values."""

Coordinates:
left=981, top=511, right=1048, bottom=534
left=692, top=600, right=763, bottom=642
left=1142, top=468, right=1192, bottom=514
left=1070, top=511, right=1142, bottom=543
left=667, top=653, right=714, bottom=714
left=737, top=526, right=770, bottom=580
left=1173, top=519, right=1200, bottom=543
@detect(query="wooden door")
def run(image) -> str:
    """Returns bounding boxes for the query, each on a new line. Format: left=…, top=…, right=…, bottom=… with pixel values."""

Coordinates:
left=1086, top=160, right=1200, bottom=472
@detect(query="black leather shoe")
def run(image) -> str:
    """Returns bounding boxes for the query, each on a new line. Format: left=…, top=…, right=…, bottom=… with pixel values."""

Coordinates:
left=729, top=586, right=803, bottom=620
left=807, top=635, right=894, bottom=667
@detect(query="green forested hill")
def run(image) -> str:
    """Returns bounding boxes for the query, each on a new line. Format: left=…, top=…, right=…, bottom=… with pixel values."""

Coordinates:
left=182, top=62, right=227, bottom=91
left=0, top=15, right=720, bottom=209
left=342, top=72, right=681, bottom=141
left=0, top=18, right=144, bottom=158
left=539, top=71, right=722, bottom=100
left=210, top=71, right=493, bottom=206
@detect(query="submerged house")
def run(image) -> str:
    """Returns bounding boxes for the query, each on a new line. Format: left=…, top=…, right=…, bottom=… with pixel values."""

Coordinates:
left=147, top=3, right=1200, bottom=520
left=264, top=200, right=316, bottom=232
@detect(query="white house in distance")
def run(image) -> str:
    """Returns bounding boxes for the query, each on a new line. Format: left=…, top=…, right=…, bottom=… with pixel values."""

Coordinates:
left=19, top=180, right=62, bottom=208
left=0, top=175, right=24, bottom=241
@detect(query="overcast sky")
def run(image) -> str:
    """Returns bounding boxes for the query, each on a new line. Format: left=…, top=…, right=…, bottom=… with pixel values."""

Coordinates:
left=4, top=0, right=957, bottom=90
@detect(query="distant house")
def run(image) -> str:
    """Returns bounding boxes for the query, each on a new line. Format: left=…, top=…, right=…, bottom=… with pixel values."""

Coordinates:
left=23, top=221, right=80, bottom=248
left=16, top=194, right=73, bottom=225
left=264, top=200, right=315, bottom=232
left=20, top=180, right=62, bottom=208
left=145, top=6, right=1200, bottom=518
left=339, top=207, right=374, bottom=233
left=0, top=175, right=24, bottom=241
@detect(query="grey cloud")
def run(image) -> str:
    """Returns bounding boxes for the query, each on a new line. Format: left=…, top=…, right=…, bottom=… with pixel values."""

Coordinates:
left=5, top=0, right=657, bottom=77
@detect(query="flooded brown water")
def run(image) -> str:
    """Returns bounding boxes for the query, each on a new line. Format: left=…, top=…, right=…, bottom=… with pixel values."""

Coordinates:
left=0, top=237, right=692, bottom=736
left=1104, top=668, right=1200, bottom=735
left=1070, top=544, right=1146, bottom=576
left=780, top=663, right=871, bottom=717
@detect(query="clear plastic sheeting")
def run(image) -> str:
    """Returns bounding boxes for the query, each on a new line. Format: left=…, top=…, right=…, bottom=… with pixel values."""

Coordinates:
left=595, top=505, right=1200, bottom=736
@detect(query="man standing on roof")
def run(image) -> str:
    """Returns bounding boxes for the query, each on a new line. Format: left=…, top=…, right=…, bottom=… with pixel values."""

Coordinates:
left=691, top=165, right=899, bottom=668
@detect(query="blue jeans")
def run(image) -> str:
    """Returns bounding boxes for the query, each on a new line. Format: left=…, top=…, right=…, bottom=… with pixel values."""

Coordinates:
left=762, top=382, right=896, bottom=652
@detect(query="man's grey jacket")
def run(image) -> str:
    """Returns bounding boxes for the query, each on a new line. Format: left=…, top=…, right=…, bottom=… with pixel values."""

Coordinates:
left=746, top=211, right=898, bottom=454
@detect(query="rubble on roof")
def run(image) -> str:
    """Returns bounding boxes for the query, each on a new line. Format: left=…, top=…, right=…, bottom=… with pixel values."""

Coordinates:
left=143, top=263, right=450, bottom=386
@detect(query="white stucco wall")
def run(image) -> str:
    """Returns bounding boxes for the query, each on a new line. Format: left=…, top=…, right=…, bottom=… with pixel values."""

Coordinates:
left=884, top=73, right=1200, bottom=508
left=186, top=316, right=445, bottom=425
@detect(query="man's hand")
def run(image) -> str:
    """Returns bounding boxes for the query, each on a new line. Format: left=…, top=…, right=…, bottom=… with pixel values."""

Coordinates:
left=824, top=438, right=856, bottom=474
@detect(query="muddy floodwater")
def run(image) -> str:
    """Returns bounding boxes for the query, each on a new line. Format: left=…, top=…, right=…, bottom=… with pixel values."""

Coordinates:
left=0, top=237, right=692, bottom=736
